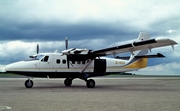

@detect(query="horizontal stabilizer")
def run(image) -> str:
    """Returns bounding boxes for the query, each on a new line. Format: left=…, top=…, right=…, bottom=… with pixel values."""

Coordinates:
left=135, top=53, right=165, bottom=58
left=116, top=53, right=165, bottom=60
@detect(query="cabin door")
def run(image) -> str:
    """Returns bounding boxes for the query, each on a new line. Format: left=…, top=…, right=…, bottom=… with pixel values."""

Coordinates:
left=94, top=59, right=106, bottom=74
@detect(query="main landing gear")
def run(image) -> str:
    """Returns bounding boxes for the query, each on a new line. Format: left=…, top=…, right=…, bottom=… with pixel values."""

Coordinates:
left=64, top=78, right=72, bottom=86
left=64, top=78, right=95, bottom=88
left=86, top=79, right=95, bottom=88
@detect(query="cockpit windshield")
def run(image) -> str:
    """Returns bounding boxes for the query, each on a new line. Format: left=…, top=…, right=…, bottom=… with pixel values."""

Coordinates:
left=28, top=54, right=45, bottom=61
left=35, top=54, right=45, bottom=60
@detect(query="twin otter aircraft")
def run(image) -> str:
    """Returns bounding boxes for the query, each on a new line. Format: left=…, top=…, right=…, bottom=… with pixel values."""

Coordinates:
left=5, top=32, right=178, bottom=88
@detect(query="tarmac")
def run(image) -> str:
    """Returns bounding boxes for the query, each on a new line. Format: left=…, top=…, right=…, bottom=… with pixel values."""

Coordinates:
left=0, top=76, right=180, bottom=111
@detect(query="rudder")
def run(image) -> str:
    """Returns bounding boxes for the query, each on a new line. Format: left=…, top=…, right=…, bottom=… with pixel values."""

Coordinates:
left=137, top=32, right=150, bottom=41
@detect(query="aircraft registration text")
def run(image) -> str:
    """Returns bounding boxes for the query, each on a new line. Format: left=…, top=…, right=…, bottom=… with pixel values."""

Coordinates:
left=115, top=61, right=125, bottom=64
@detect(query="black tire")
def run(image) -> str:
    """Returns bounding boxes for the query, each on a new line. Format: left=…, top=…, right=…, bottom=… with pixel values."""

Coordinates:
left=86, top=79, right=95, bottom=88
left=64, top=78, right=72, bottom=86
left=25, top=80, right=33, bottom=88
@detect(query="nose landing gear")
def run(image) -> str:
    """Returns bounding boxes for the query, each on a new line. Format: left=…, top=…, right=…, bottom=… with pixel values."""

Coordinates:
left=25, top=79, right=34, bottom=88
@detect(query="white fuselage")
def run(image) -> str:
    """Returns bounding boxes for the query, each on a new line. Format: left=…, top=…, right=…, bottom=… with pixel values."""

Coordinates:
left=5, top=53, right=140, bottom=77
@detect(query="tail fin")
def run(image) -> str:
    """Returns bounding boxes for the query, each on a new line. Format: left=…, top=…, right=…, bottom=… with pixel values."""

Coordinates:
left=131, top=32, right=150, bottom=57
left=137, top=31, right=150, bottom=41
left=126, top=32, right=150, bottom=68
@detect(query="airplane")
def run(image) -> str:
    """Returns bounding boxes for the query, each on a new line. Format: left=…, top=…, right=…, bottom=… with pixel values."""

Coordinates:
left=5, top=32, right=178, bottom=88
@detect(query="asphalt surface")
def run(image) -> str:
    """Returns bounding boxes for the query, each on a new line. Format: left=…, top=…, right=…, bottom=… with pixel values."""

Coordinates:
left=0, top=77, right=180, bottom=111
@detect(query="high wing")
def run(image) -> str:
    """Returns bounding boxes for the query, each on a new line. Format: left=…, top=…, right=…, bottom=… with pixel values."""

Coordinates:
left=61, top=32, right=178, bottom=61
left=92, top=38, right=177, bottom=56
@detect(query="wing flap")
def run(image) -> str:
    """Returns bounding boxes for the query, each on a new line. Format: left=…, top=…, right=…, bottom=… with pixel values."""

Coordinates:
left=92, top=38, right=177, bottom=55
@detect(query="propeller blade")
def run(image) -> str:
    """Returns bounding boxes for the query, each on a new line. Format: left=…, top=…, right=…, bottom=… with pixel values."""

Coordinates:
left=67, top=55, right=70, bottom=68
left=65, top=37, right=69, bottom=68
left=37, top=44, right=39, bottom=54
left=65, top=37, right=68, bottom=50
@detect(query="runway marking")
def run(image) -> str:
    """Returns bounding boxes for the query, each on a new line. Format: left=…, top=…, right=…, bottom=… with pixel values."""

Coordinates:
left=0, top=106, right=12, bottom=110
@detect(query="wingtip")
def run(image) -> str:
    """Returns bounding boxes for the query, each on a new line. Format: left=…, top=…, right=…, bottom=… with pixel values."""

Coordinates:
left=155, top=37, right=178, bottom=45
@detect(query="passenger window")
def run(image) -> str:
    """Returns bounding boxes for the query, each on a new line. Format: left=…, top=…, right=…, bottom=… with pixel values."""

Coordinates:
left=56, top=59, right=60, bottom=64
left=77, top=61, right=81, bottom=64
left=72, top=61, right=75, bottom=64
left=82, top=61, right=85, bottom=64
left=41, top=56, right=49, bottom=62
left=62, top=59, right=66, bottom=64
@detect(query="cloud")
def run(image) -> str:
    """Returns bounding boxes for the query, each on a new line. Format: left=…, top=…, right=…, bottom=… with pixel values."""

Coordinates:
left=135, top=62, right=180, bottom=75
left=0, top=38, right=114, bottom=64
left=0, top=64, right=5, bottom=72
left=1, top=0, right=180, bottom=41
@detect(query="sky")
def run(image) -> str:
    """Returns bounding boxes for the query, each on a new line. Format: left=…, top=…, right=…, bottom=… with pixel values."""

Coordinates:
left=0, top=0, right=180, bottom=75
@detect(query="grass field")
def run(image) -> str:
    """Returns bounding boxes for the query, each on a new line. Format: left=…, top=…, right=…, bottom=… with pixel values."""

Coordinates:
left=0, top=73, right=25, bottom=77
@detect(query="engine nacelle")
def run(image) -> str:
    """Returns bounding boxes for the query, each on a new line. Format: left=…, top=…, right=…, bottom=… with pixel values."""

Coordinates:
left=62, top=48, right=89, bottom=55
left=131, top=40, right=144, bottom=47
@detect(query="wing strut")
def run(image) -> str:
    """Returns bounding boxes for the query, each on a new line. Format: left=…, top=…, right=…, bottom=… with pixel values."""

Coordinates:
left=148, top=45, right=152, bottom=53
left=172, top=45, right=174, bottom=50
left=80, top=59, right=93, bottom=73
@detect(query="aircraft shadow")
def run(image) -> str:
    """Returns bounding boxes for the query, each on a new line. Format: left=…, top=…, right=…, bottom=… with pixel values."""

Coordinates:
left=15, top=83, right=177, bottom=92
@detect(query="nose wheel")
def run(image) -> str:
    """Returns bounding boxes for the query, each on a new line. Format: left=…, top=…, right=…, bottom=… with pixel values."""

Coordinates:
left=25, top=79, right=34, bottom=88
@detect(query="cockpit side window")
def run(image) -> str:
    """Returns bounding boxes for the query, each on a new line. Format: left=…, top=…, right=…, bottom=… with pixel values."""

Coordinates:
left=41, top=56, right=49, bottom=62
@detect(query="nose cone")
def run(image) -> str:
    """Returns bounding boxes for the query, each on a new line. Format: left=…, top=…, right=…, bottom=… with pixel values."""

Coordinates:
left=5, top=61, right=27, bottom=72
left=5, top=61, right=38, bottom=73
left=5, top=63, right=17, bottom=72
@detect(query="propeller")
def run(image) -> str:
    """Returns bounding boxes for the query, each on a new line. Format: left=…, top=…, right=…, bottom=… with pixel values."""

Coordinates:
left=65, top=37, right=70, bottom=68
left=65, top=37, right=68, bottom=50
left=29, top=44, right=39, bottom=58
left=37, top=44, right=39, bottom=54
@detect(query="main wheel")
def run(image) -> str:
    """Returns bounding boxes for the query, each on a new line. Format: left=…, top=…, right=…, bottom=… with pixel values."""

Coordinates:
left=25, top=80, right=34, bottom=88
left=86, top=79, right=95, bottom=88
left=64, top=78, right=72, bottom=86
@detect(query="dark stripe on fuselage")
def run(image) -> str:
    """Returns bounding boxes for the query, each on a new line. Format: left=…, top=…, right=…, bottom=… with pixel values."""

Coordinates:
left=6, top=71, right=118, bottom=78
